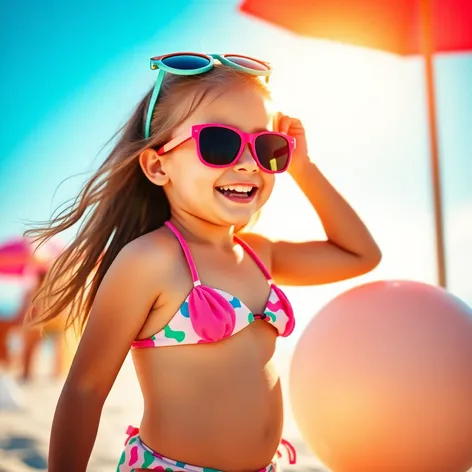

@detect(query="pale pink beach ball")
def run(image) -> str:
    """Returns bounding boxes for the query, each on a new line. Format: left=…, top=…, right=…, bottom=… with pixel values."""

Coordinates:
left=289, top=280, right=472, bottom=472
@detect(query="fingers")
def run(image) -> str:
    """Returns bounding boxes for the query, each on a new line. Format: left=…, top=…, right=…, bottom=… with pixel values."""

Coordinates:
left=275, top=113, right=292, bottom=134
left=275, top=112, right=304, bottom=135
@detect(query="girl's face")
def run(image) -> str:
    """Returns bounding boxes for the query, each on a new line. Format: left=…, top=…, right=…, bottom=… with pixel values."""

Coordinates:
left=157, top=85, right=276, bottom=227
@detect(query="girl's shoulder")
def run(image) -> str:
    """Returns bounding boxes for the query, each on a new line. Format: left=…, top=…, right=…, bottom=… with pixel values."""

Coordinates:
left=119, top=226, right=179, bottom=264
left=111, top=226, right=185, bottom=283
left=90, top=227, right=179, bottom=328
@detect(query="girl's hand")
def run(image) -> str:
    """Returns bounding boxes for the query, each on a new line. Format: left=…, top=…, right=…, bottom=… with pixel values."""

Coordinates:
left=275, top=112, right=311, bottom=176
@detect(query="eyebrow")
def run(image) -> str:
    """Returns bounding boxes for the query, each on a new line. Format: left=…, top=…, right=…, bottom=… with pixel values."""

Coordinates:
left=203, top=121, right=270, bottom=133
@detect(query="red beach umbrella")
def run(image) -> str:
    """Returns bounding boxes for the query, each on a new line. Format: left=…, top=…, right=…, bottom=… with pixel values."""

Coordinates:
left=240, top=0, right=472, bottom=287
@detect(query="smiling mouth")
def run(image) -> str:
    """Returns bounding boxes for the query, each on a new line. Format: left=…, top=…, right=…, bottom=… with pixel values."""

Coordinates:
left=215, top=184, right=258, bottom=201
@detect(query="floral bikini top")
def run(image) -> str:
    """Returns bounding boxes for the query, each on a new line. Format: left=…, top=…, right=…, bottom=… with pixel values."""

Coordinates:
left=131, top=221, right=295, bottom=349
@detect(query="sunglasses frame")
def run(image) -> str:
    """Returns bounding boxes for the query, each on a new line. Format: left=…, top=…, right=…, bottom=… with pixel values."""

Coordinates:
left=144, top=52, right=272, bottom=139
left=157, top=123, right=295, bottom=174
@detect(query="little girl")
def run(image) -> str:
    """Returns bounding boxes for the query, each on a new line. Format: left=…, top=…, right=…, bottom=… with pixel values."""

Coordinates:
left=29, top=53, right=381, bottom=472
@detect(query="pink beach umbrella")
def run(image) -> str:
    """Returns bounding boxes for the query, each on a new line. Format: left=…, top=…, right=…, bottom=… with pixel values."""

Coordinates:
left=0, top=236, right=64, bottom=277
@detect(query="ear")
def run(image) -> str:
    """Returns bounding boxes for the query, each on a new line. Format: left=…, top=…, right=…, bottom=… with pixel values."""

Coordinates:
left=139, top=148, right=169, bottom=186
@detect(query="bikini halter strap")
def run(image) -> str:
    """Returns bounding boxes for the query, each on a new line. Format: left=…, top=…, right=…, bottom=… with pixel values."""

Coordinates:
left=233, top=235, right=273, bottom=283
left=164, top=221, right=273, bottom=286
left=165, top=221, right=201, bottom=286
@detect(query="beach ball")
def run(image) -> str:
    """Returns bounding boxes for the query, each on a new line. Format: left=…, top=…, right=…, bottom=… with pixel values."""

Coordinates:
left=289, top=280, right=472, bottom=472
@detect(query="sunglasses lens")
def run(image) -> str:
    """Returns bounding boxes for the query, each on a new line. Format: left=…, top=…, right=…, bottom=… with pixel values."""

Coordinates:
left=161, top=54, right=210, bottom=70
left=199, top=127, right=241, bottom=166
left=224, top=55, right=270, bottom=71
left=255, top=134, right=290, bottom=172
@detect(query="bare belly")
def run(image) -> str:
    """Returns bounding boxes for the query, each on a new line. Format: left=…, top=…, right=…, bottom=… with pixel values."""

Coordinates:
left=132, top=322, right=283, bottom=471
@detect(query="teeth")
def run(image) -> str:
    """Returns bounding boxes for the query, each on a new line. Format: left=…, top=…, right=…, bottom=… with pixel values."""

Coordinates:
left=218, top=185, right=255, bottom=193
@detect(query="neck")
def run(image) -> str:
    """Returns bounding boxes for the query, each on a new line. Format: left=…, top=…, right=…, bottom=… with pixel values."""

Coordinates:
left=169, top=212, right=237, bottom=249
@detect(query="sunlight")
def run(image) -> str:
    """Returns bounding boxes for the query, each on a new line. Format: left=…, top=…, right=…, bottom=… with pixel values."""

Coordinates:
left=255, top=39, right=417, bottom=241
left=268, top=39, right=409, bottom=119
left=249, top=39, right=444, bottom=356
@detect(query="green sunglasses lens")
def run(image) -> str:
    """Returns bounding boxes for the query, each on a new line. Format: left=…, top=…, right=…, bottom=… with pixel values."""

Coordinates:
left=224, top=55, right=269, bottom=71
left=161, top=54, right=210, bottom=70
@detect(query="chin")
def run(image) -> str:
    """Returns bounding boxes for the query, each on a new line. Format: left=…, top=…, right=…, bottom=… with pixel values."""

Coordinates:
left=217, top=211, right=256, bottom=228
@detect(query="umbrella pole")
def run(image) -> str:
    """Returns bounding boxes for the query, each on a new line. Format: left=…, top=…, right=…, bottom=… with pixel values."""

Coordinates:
left=420, top=0, right=447, bottom=288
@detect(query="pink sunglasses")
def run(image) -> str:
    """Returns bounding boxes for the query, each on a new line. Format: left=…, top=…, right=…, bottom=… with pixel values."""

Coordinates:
left=157, top=124, right=295, bottom=173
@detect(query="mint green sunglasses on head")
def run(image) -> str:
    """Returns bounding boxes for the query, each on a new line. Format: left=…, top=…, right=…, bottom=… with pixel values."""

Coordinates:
left=144, top=52, right=273, bottom=139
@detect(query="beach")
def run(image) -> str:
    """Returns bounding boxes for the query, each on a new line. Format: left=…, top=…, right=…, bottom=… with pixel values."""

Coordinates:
left=0, top=341, right=328, bottom=472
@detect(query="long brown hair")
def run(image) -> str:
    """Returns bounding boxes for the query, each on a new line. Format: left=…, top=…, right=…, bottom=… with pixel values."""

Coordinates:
left=25, top=65, right=271, bottom=332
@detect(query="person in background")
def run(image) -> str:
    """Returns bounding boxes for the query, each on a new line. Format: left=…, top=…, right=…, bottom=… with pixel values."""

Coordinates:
left=17, top=269, right=67, bottom=382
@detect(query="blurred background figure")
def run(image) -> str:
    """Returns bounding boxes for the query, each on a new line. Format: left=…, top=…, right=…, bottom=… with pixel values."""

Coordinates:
left=16, top=269, right=68, bottom=382
left=0, top=311, right=18, bottom=372
left=0, top=308, right=24, bottom=410
left=0, top=236, right=67, bottom=410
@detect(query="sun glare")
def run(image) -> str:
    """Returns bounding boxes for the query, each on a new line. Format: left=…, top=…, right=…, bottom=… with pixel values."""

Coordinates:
left=254, top=39, right=413, bottom=240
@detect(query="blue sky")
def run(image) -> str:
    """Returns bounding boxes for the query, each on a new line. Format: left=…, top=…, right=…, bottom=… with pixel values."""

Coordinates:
left=1, top=0, right=471, bottom=315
